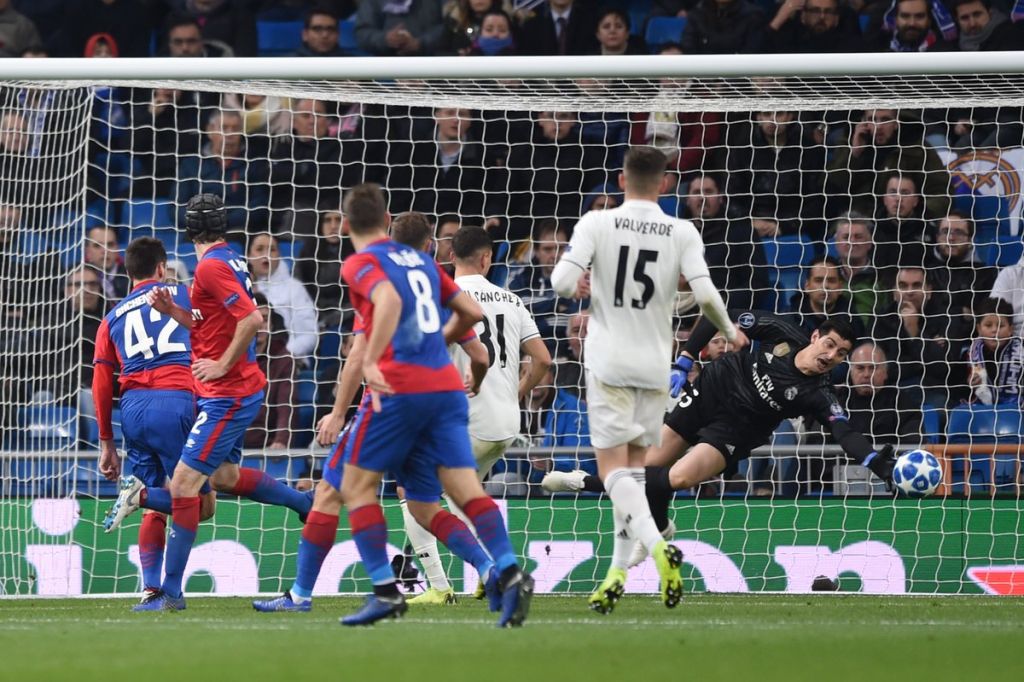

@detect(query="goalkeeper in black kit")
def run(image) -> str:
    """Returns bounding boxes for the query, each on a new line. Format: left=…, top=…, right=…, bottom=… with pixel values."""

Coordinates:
left=543, top=309, right=898, bottom=559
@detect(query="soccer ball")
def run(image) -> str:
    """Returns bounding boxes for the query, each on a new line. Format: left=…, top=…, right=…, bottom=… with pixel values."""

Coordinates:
left=892, top=449, right=942, bottom=497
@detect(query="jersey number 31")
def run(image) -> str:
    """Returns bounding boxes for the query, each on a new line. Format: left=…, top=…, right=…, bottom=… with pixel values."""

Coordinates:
left=124, top=308, right=186, bottom=359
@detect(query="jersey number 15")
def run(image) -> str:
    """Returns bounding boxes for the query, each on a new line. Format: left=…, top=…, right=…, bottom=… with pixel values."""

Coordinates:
left=614, top=246, right=658, bottom=309
left=124, top=308, right=186, bottom=359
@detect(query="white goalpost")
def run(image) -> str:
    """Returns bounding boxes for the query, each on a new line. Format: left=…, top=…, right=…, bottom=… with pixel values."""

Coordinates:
left=1, top=53, right=1022, bottom=598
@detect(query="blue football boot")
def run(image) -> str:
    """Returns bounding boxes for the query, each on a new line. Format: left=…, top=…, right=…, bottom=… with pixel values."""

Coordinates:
left=253, top=592, right=311, bottom=613
left=339, top=593, right=407, bottom=626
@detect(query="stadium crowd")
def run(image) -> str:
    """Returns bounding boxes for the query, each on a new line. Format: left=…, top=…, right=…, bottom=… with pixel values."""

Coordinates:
left=1, top=0, right=1024, bottom=495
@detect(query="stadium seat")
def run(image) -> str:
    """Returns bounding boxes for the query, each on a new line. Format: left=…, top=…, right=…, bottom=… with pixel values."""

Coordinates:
left=318, top=327, right=343, bottom=363
left=339, top=19, right=368, bottom=55
left=277, top=239, right=296, bottom=271
left=12, top=457, right=73, bottom=497
left=19, top=406, right=78, bottom=450
left=946, top=404, right=1022, bottom=492
left=126, top=199, right=177, bottom=231
left=257, top=20, right=304, bottom=56
left=921, top=404, right=941, bottom=444
left=645, top=17, right=686, bottom=50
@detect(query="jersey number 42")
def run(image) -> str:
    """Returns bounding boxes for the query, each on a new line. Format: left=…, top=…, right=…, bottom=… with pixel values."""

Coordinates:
left=124, top=308, right=186, bottom=360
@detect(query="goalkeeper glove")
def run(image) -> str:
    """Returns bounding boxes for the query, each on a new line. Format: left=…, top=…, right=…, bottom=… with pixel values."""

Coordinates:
left=862, top=444, right=896, bottom=491
left=668, top=354, right=695, bottom=398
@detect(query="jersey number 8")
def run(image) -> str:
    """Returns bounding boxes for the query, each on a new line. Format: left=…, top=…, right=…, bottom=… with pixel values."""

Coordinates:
left=407, top=270, right=441, bottom=333
left=124, top=308, right=186, bottom=360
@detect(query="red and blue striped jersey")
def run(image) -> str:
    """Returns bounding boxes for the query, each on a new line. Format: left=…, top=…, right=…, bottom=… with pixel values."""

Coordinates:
left=93, top=279, right=194, bottom=393
left=190, top=243, right=267, bottom=398
left=342, top=239, right=464, bottom=394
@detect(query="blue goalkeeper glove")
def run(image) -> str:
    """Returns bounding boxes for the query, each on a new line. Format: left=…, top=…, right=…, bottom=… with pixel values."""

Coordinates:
left=668, top=354, right=695, bottom=398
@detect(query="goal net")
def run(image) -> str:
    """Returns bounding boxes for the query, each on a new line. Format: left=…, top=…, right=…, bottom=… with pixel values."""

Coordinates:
left=2, top=54, right=1022, bottom=598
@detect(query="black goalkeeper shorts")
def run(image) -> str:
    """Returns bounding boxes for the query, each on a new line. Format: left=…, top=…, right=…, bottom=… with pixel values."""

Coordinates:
left=663, top=385, right=772, bottom=477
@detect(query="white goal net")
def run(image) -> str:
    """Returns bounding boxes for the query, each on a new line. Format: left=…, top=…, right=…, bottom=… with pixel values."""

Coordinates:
left=1, top=54, right=1022, bottom=598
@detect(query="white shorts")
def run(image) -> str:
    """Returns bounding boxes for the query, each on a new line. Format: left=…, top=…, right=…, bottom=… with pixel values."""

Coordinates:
left=585, top=371, right=668, bottom=450
left=471, top=436, right=515, bottom=482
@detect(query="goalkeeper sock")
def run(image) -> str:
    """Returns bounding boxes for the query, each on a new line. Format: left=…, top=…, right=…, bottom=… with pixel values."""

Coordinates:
left=400, top=499, right=450, bottom=592
left=230, top=468, right=312, bottom=515
left=290, top=510, right=338, bottom=602
left=604, top=468, right=663, bottom=553
left=162, top=496, right=199, bottom=599
left=430, top=509, right=494, bottom=579
left=582, top=474, right=605, bottom=494
left=138, top=512, right=166, bottom=590
left=462, top=497, right=517, bottom=573
left=610, top=506, right=635, bottom=571
left=142, top=487, right=172, bottom=514
left=349, top=504, right=396, bottom=586
left=644, top=466, right=674, bottom=533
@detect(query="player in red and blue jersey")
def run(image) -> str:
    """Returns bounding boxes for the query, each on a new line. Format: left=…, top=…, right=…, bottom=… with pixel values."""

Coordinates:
left=136, top=194, right=312, bottom=612
left=93, top=237, right=215, bottom=605
left=334, top=185, right=532, bottom=627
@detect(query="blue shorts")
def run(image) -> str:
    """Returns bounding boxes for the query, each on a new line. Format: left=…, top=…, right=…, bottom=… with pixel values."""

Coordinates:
left=121, top=390, right=196, bottom=488
left=329, top=391, right=475, bottom=503
left=180, top=390, right=264, bottom=477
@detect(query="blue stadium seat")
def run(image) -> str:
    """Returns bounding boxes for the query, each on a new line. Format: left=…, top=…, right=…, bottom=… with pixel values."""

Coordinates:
left=13, top=457, right=73, bottom=497
left=257, top=20, right=303, bottom=56
left=277, top=239, right=296, bottom=271
left=127, top=199, right=176, bottom=231
left=19, top=406, right=78, bottom=450
left=318, top=327, right=343, bottom=363
left=339, top=19, right=369, bottom=55
left=645, top=17, right=686, bottom=50
left=946, top=404, right=1022, bottom=492
left=921, top=403, right=941, bottom=445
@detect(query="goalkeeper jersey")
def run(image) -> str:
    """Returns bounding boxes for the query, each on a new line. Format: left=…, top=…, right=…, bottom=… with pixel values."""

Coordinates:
left=561, top=199, right=712, bottom=389
left=450, top=274, right=540, bottom=441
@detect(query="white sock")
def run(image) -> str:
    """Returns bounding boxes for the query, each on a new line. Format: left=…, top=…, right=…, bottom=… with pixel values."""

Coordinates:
left=288, top=589, right=310, bottom=604
left=604, top=467, right=664, bottom=553
left=400, top=500, right=450, bottom=592
left=610, top=506, right=635, bottom=571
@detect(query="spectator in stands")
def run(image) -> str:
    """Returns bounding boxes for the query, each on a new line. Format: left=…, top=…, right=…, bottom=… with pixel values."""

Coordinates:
left=508, top=219, right=582, bottom=355
left=19, top=44, right=48, bottom=58
left=270, top=98, right=352, bottom=238
left=441, top=0, right=515, bottom=55
left=519, top=0, right=598, bottom=56
left=433, top=215, right=461, bottom=275
left=164, top=258, right=191, bottom=285
left=967, top=297, right=1022, bottom=406
left=0, top=111, right=32, bottom=200
left=787, top=256, right=865, bottom=338
left=53, top=264, right=106, bottom=396
left=766, top=0, right=863, bottom=52
left=177, top=109, right=270, bottom=235
left=682, top=173, right=767, bottom=310
left=355, top=0, right=444, bottom=55
left=296, top=207, right=353, bottom=328
left=873, top=173, right=930, bottom=275
left=927, top=210, right=998, bottom=321
left=248, top=233, right=319, bottom=360
left=680, top=0, right=767, bottom=54
left=162, top=14, right=233, bottom=58
left=129, top=88, right=203, bottom=200
left=554, top=309, right=587, bottom=398
left=871, top=265, right=965, bottom=398
left=827, top=108, right=951, bottom=219
left=173, top=0, right=257, bottom=57
left=872, top=0, right=956, bottom=52
left=296, top=4, right=347, bottom=57
left=592, top=7, right=646, bottom=55
left=466, top=8, right=518, bottom=55
left=952, top=0, right=1024, bottom=50
left=832, top=214, right=883, bottom=323
left=245, top=294, right=296, bottom=449
left=0, top=0, right=41, bottom=58
left=629, top=45, right=724, bottom=182
left=50, top=0, right=152, bottom=57
left=83, top=226, right=128, bottom=302
left=990, top=258, right=1024, bottom=334
left=522, top=366, right=591, bottom=467
left=724, top=109, right=828, bottom=239
left=223, top=92, right=292, bottom=137
left=581, top=182, right=622, bottom=213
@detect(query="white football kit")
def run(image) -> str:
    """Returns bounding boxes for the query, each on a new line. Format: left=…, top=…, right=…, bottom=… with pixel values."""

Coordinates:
left=451, top=274, right=541, bottom=476
left=552, top=199, right=725, bottom=449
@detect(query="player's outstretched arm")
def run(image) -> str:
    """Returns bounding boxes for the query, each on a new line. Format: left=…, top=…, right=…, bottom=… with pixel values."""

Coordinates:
left=148, top=286, right=194, bottom=329
left=442, top=290, right=484, bottom=345
left=518, top=337, right=552, bottom=400
left=193, top=309, right=263, bottom=382
left=316, top=334, right=366, bottom=447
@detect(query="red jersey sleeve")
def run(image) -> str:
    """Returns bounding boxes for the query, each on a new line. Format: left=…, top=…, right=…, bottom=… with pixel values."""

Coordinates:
left=436, top=263, right=461, bottom=305
left=197, top=259, right=257, bottom=320
left=92, top=318, right=118, bottom=367
left=342, top=253, right=388, bottom=301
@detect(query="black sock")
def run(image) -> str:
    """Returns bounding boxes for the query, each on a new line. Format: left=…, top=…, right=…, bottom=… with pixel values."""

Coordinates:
left=373, top=582, right=401, bottom=598
left=582, top=474, right=605, bottom=493
left=645, top=466, right=673, bottom=532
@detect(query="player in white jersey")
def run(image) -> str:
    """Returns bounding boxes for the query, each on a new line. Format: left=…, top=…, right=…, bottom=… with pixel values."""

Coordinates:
left=550, top=146, right=748, bottom=613
left=404, top=225, right=553, bottom=605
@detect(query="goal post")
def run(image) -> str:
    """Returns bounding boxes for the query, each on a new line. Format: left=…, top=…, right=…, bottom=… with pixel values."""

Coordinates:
left=1, top=53, right=1023, bottom=598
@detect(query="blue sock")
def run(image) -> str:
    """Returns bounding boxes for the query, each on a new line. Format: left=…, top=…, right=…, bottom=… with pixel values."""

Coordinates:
left=349, top=504, right=394, bottom=585
left=143, top=488, right=172, bottom=514
left=430, top=509, right=494, bottom=577
left=232, top=468, right=311, bottom=515
left=464, top=497, right=517, bottom=573
left=290, top=511, right=338, bottom=600
left=161, top=497, right=199, bottom=599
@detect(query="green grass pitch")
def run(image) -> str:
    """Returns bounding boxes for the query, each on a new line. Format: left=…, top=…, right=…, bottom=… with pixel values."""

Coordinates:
left=2, top=595, right=1022, bottom=681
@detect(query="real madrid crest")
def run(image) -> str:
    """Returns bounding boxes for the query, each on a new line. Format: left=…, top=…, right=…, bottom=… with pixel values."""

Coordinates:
left=784, top=386, right=797, bottom=401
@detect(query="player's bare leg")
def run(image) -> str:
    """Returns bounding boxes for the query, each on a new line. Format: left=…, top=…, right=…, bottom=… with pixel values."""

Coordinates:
left=440, top=467, right=534, bottom=627
left=208, top=461, right=313, bottom=520
left=338, top=463, right=408, bottom=626
left=254, top=479, right=343, bottom=613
